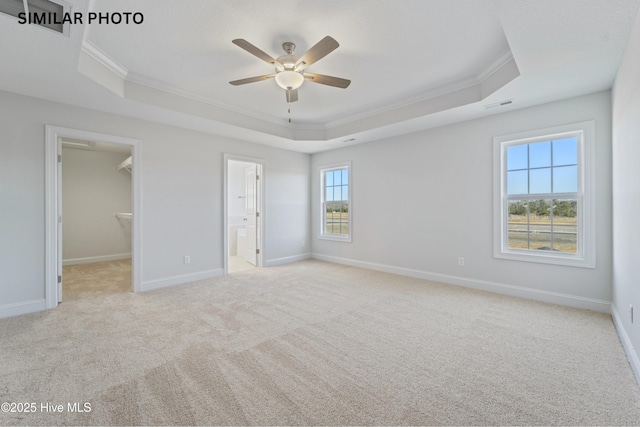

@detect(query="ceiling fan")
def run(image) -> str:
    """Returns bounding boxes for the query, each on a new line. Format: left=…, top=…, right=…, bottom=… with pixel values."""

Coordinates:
left=229, top=36, right=351, bottom=104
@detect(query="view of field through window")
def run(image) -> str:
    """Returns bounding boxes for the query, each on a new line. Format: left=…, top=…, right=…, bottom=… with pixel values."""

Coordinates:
left=506, top=138, right=578, bottom=253
left=508, top=199, right=577, bottom=253
left=324, top=168, right=349, bottom=235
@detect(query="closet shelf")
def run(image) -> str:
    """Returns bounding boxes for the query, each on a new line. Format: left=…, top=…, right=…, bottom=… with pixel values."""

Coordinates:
left=115, top=156, right=132, bottom=173
left=115, top=213, right=133, bottom=220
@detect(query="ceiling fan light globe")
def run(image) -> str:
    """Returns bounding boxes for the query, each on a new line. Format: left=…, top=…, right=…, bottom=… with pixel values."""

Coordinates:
left=275, top=70, right=304, bottom=90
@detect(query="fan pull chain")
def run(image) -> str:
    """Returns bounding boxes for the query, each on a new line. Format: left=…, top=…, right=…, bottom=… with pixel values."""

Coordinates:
left=288, top=102, right=292, bottom=123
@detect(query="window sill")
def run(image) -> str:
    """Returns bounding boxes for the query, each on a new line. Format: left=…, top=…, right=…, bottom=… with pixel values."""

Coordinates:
left=494, top=249, right=595, bottom=269
left=319, top=234, right=352, bottom=243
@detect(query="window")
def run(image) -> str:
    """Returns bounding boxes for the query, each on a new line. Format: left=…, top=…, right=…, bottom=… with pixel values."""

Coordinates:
left=320, top=162, right=351, bottom=242
left=493, top=121, right=595, bottom=268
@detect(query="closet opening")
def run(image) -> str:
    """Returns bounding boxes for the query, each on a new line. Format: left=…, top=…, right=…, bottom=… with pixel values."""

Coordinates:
left=60, top=138, right=133, bottom=301
left=45, top=126, right=142, bottom=310
left=224, top=155, right=264, bottom=274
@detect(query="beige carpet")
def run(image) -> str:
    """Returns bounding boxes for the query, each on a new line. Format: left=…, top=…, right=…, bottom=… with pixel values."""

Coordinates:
left=1, top=259, right=639, bottom=425
left=61, top=259, right=132, bottom=301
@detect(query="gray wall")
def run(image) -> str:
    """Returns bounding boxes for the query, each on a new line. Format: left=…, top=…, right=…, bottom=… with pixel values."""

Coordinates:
left=0, top=90, right=311, bottom=314
left=311, top=91, right=612, bottom=309
left=0, top=87, right=617, bottom=318
left=612, top=10, right=640, bottom=379
left=62, top=147, right=132, bottom=263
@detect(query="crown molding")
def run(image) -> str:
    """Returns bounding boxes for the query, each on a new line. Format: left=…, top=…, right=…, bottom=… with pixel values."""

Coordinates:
left=477, top=49, right=515, bottom=82
left=80, top=40, right=128, bottom=80
left=78, top=40, right=517, bottom=141
left=125, top=71, right=288, bottom=127
left=326, top=49, right=516, bottom=129
left=325, top=76, right=481, bottom=129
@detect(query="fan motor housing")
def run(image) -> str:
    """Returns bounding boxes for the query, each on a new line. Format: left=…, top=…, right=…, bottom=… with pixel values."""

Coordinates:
left=276, top=54, right=298, bottom=70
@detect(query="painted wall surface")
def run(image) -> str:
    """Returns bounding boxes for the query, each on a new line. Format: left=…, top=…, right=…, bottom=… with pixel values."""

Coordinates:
left=0, top=90, right=310, bottom=310
left=311, top=91, right=613, bottom=308
left=612, top=10, right=640, bottom=378
left=62, top=147, right=132, bottom=263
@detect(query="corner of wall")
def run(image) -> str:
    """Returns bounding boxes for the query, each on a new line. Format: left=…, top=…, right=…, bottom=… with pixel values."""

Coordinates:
left=612, top=304, right=640, bottom=384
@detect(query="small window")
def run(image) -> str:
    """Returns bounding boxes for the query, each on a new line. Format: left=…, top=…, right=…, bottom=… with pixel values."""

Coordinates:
left=320, top=162, right=351, bottom=242
left=493, top=121, right=595, bottom=268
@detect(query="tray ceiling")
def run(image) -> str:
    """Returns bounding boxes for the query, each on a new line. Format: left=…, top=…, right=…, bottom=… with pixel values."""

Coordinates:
left=0, top=0, right=638, bottom=152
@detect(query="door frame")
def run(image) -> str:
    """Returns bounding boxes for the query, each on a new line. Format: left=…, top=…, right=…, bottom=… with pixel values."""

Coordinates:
left=223, top=154, right=264, bottom=275
left=45, top=125, right=142, bottom=309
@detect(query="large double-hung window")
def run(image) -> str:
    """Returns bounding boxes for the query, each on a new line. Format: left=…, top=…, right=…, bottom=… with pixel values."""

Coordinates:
left=493, top=121, right=595, bottom=268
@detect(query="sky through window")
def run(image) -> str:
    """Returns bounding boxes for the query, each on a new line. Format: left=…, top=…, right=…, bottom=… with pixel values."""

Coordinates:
left=506, top=137, right=578, bottom=195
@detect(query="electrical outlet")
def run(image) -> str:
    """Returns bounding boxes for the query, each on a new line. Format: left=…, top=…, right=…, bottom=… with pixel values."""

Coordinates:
left=631, top=305, right=634, bottom=323
left=184, top=255, right=191, bottom=264
left=458, top=257, right=464, bottom=266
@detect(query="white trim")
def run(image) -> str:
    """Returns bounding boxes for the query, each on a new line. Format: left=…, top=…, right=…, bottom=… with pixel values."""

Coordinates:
left=612, top=304, right=640, bottom=385
left=140, top=269, right=224, bottom=292
left=264, top=253, right=311, bottom=267
left=326, top=49, right=515, bottom=129
left=0, top=299, right=46, bottom=319
left=311, top=253, right=611, bottom=313
left=45, top=125, right=142, bottom=311
left=63, top=253, right=131, bottom=266
left=44, top=128, right=57, bottom=309
left=80, top=40, right=129, bottom=80
left=126, top=72, right=286, bottom=127
left=122, top=50, right=516, bottom=133
left=477, top=50, right=515, bottom=82
left=223, top=154, right=266, bottom=276
left=493, top=121, right=596, bottom=268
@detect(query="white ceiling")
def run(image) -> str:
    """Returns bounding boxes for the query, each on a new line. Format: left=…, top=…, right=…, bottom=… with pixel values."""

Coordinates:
left=1, top=0, right=638, bottom=153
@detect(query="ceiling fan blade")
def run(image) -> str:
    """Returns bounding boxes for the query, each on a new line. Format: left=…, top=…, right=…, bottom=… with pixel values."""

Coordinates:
left=229, top=74, right=275, bottom=86
left=295, top=36, right=339, bottom=68
left=286, top=89, right=299, bottom=103
left=232, top=39, right=279, bottom=66
left=303, top=73, right=351, bottom=89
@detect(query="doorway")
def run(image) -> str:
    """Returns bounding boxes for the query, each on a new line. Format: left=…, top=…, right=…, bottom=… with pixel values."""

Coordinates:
left=45, top=126, right=141, bottom=309
left=224, top=155, right=264, bottom=274
left=60, top=139, right=133, bottom=300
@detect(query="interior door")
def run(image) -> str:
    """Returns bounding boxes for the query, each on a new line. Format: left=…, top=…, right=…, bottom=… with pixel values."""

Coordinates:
left=244, top=164, right=257, bottom=265
left=57, top=139, right=63, bottom=302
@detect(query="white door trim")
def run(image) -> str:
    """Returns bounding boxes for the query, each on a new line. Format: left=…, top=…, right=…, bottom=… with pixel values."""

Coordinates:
left=223, top=154, right=265, bottom=275
left=45, top=125, right=142, bottom=309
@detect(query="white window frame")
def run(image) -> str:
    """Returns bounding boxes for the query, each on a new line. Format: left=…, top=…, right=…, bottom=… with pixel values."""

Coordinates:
left=319, top=161, right=352, bottom=242
left=493, top=121, right=595, bottom=268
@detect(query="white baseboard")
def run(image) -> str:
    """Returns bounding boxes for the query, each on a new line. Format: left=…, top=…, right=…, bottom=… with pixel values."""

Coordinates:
left=265, top=253, right=311, bottom=267
left=311, top=253, right=611, bottom=313
left=612, top=304, right=640, bottom=385
left=0, top=299, right=46, bottom=319
left=63, top=253, right=132, bottom=266
left=140, top=268, right=224, bottom=292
